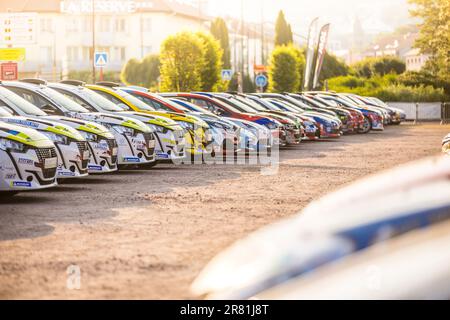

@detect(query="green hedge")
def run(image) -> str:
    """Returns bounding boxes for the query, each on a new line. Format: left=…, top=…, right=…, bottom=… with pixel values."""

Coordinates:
left=327, top=75, right=448, bottom=102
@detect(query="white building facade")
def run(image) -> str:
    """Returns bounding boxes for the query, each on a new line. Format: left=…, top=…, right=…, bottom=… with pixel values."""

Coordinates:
left=0, top=0, right=208, bottom=80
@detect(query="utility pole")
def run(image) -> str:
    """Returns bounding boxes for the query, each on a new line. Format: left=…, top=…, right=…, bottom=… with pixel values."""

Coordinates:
left=260, top=0, right=265, bottom=65
left=92, top=0, right=96, bottom=83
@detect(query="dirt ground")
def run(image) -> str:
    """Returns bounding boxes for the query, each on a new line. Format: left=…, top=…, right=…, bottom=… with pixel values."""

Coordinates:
left=0, top=123, right=448, bottom=299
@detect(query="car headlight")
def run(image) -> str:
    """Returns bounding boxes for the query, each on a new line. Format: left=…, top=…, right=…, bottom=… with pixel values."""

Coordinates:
left=263, top=121, right=278, bottom=130
left=113, top=125, right=134, bottom=136
left=0, top=138, right=26, bottom=153
left=149, top=124, right=169, bottom=134
left=178, top=121, right=194, bottom=131
left=83, top=132, right=99, bottom=142
left=43, top=131, right=69, bottom=145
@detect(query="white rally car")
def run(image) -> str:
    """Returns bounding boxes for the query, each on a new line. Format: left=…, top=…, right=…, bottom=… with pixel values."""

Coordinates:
left=49, top=81, right=185, bottom=164
left=0, top=109, right=89, bottom=179
left=0, top=82, right=119, bottom=174
left=3, top=79, right=157, bottom=167
left=0, top=122, right=58, bottom=194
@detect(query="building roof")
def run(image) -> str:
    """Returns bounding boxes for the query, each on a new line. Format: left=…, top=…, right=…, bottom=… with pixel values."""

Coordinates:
left=0, top=0, right=208, bottom=20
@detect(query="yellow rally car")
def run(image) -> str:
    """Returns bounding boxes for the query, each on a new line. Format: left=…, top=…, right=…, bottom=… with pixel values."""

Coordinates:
left=86, top=83, right=213, bottom=157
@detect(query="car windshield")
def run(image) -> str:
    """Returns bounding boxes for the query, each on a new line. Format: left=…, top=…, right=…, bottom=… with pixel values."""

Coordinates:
left=170, top=98, right=212, bottom=114
left=208, top=97, right=241, bottom=113
left=269, top=98, right=303, bottom=112
left=0, top=86, right=47, bottom=116
left=81, top=88, right=124, bottom=112
left=234, top=96, right=267, bottom=112
left=299, top=95, right=329, bottom=109
left=41, top=87, right=90, bottom=112
left=215, top=96, right=257, bottom=113
left=345, top=95, right=365, bottom=105
left=115, top=89, right=156, bottom=111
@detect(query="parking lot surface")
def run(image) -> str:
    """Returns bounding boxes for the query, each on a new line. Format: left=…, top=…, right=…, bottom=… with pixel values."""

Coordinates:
left=0, top=123, right=448, bottom=299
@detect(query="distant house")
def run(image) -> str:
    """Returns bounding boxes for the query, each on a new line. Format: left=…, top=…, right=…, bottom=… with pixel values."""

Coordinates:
left=404, top=48, right=430, bottom=71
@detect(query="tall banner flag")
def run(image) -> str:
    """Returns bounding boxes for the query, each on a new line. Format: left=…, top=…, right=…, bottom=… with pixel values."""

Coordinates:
left=303, top=17, right=319, bottom=91
left=312, top=23, right=330, bottom=90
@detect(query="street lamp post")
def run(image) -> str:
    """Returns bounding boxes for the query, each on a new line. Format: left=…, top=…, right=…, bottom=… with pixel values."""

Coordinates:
left=92, top=0, right=96, bottom=83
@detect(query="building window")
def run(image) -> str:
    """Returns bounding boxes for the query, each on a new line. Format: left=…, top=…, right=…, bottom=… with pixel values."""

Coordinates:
left=83, top=17, right=93, bottom=33
left=99, top=17, right=111, bottom=32
left=142, top=17, right=152, bottom=32
left=114, top=18, right=126, bottom=32
left=67, top=46, right=79, bottom=61
left=40, top=18, right=53, bottom=33
left=66, top=18, right=78, bottom=33
left=113, top=47, right=126, bottom=61
left=82, top=47, right=92, bottom=61
left=40, top=46, right=53, bottom=61
left=143, top=46, right=153, bottom=56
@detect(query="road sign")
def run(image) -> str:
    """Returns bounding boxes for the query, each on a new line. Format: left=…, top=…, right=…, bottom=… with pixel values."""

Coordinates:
left=0, top=13, right=37, bottom=45
left=255, top=74, right=268, bottom=88
left=94, top=52, right=108, bottom=67
left=1, top=63, right=18, bottom=80
left=0, top=48, right=26, bottom=62
left=254, top=64, right=267, bottom=73
left=221, top=69, right=234, bottom=81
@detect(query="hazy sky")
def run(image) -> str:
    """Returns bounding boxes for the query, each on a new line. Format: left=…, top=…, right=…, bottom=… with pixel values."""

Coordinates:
left=206, top=0, right=414, bottom=36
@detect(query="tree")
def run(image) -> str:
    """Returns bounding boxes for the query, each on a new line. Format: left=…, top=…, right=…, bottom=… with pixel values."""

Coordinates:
left=352, top=56, right=405, bottom=78
left=210, top=17, right=231, bottom=69
left=275, top=11, right=293, bottom=46
left=319, top=52, right=349, bottom=82
left=196, top=32, right=223, bottom=92
left=160, top=32, right=204, bottom=92
left=269, top=45, right=301, bottom=93
left=409, top=0, right=450, bottom=79
left=121, top=54, right=160, bottom=89
left=292, top=46, right=306, bottom=90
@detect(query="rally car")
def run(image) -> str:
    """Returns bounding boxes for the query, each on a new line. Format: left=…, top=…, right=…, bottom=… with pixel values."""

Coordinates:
left=0, top=121, right=58, bottom=195
left=1, top=80, right=156, bottom=171
left=86, top=83, right=211, bottom=159
left=49, top=81, right=184, bottom=164
left=160, top=92, right=284, bottom=147
left=0, top=86, right=90, bottom=178
left=192, top=156, right=450, bottom=299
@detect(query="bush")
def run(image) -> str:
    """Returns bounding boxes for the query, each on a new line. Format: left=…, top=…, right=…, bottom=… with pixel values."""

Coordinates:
left=68, top=70, right=121, bottom=83
left=398, top=71, right=450, bottom=96
left=121, top=54, right=160, bottom=90
left=269, top=45, right=301, bottom=93
left=327, top=75, right=447, bottom=102
left=352, top=56, right=406, bottom=78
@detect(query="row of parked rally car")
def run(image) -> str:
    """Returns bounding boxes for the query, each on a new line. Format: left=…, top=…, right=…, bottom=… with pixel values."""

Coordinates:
left=0, top=78, right=406, bottom=195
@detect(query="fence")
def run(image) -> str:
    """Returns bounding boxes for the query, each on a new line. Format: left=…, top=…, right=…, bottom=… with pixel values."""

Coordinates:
left=387, top=102, right=450, bottom=122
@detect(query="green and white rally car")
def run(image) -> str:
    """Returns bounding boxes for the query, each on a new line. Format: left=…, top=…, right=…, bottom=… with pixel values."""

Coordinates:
left=1, top=79, right=158, bottom=170
left=49, top=81, right=186, bottom=163
left=0, top=82, right=118, bottom=174
left=0, top=108, right=89, bottom=179
left=0, top=121, right=58, bottom=193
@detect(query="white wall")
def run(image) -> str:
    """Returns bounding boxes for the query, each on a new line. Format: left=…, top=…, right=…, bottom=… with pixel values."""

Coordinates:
left=388, top=102, right=443, bottom=121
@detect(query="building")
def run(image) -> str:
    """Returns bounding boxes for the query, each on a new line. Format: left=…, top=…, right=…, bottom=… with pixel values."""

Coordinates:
left=0, top=0, right=209, bottom=80
left=404, top=48, right=429, bottom=72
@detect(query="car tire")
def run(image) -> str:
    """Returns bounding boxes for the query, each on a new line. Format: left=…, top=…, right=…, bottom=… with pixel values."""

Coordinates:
left=358, top=116, right=371, bottom=134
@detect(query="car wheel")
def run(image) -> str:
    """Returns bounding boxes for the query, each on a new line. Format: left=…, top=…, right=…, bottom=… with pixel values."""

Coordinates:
left=358, top=116, right=371, bottom=134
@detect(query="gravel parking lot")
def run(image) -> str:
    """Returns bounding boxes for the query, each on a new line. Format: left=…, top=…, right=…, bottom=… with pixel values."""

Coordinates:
left=0, top=123, right=448, bottom=299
